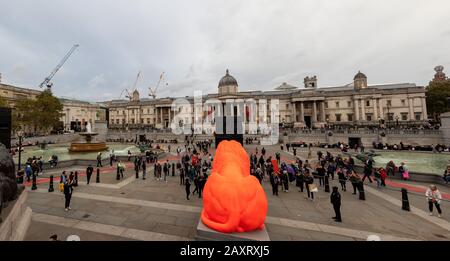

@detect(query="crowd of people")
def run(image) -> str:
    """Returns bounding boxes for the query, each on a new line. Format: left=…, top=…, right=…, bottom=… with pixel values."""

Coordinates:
left=17, top=136, right=447, bottom=223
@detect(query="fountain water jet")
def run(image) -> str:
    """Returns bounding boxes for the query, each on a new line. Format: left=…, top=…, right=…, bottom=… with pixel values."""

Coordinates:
left=68, top=122, right=108, bottom=153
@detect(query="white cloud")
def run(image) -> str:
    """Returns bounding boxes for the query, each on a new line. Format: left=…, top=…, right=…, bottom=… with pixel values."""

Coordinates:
left=0, top=0, right=449, bottom=101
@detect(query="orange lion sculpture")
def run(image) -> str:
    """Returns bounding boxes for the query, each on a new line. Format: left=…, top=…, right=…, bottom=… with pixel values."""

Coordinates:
left=201, top=140, right=268, bottom=233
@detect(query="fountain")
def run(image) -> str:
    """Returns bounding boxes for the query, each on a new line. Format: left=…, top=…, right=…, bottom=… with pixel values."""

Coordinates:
left=68, top=122, right=108, bottom=153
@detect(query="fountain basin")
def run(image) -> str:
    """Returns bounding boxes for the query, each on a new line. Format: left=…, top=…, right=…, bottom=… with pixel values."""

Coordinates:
left=68, top=142, right=108, bottom=153
left=68, top=132, right=108, bottom=153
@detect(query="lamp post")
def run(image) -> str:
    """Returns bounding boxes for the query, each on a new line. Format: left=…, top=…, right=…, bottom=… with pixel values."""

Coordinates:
left=17, top=130, right=24, bottom=171
left=395, top=115, right=399, bottom=128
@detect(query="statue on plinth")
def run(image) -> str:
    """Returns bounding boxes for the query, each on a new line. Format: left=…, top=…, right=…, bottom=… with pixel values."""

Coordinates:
left=201, top=140, right=267, bottom=233
left=0, top=144, right=19, bottom=222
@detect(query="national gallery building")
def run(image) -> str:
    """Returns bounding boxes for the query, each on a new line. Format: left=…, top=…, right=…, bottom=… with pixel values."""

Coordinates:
left=106, top=70, right=428, bottom=131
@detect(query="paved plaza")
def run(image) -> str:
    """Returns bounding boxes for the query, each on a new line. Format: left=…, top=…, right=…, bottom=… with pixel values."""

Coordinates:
left=22, top=143, right=450, bottom=241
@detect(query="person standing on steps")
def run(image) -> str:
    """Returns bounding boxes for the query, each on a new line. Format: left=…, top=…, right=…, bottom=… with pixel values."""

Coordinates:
left=185, top=178, right=191, bottom=200
left=330, top=186, right=342, bottom=222
left=86, top=164, right=93, bottom=185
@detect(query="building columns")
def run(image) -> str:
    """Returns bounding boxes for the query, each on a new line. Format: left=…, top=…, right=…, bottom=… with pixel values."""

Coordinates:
left=312, top=101, right=317, bottom=123
left=292, top=102, right=296, bottom=123
left=168, top=107, right=171, bottom=126
left=300, top=102, right=304, bottom=123
left=379, top=99, right=384, bottom=120
left=160, top=107, right=163, bottom=125
left=373, top=99, right=378, bottom=120
left=354, top=99, right=360, bottom=121
left=361, top=99, right=366, bottom=121
left=320, top=101, right=325, bottom=122
left=422, top=97, right=428, bottom=120
left=409, top=98, right=414, bottom=121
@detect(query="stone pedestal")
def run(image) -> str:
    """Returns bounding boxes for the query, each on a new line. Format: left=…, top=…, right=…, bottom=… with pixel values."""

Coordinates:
left=0, top=189, right=32, bottom=241
left=195, top=219, right=270, bottom=241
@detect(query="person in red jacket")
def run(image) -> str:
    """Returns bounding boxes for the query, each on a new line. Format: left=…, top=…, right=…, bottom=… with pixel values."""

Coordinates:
left=379, top=167, right=387, bottom=187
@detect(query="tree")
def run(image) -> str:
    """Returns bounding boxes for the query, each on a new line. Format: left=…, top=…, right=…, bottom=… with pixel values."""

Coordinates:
left=13, top=90, right=63, bottom=134
left=426, top=79, right=450, bottom=121
left=33, top=90, right=63, bottom=133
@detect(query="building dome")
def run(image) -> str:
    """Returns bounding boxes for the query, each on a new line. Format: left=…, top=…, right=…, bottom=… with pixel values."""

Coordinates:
left=354, top=71, right=367, bottom=80
left=218, top=69, right=238, bottom=87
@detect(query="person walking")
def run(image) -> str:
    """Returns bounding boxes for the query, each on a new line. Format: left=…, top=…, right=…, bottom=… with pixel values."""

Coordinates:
left=272, top=174, right=280, bottom=196
left=117, top=161, right=125, bottom=179
left=319, top=163, right=327, bottom=187
left=282, top=169, right=289, bottom=192
left=198, top=174, right=207, bottom=198
left=86, top=164, right=93, bottom=185
left=399, top=162, right=409, bottom=180
left=163, top=161, right=169, bottom=182
left=142, top=160, right=147, bottom=180
left=330, top=186, right=342, bottom=222
left=349, top=171, right=361, bottom=195
left=134, top=157, right=140, bottom=178
left=362, top=156, right=373, bottom=183
left=185, top=178, right=191, bottom=200
left=379, top=167, right=387, bottom=187
left=64, top=175, right=74, bottom=211
left=296, top=169, right=304, bottom=192
left=337, top=168, right=347, bottom=191
left=304, top=171, right=315, bottom=200
left=97, top=152, right=103, bottom=167
left=426, top=185, right=443, bottom=218
left=180, top=167, right=185, bottom=185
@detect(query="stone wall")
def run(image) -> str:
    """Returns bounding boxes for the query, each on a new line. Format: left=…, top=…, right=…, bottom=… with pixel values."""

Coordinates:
left=11, top=133, right=79, bottom=146
left=0, top=189, right=32, bottom=241
left=287, top=131, right=443, bottom=147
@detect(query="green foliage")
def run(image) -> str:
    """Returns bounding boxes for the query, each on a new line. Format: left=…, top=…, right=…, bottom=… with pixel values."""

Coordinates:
left=13, top=90, right=63, bottom=133
left=426, top=80, right=450, bottom=120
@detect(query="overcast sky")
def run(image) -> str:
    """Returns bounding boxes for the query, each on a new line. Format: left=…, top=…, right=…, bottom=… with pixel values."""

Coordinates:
left=1, top=0, right=450, bottom=102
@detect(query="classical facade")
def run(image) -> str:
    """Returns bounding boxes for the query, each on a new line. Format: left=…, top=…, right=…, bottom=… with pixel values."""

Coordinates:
left=106, top=70, right=428, bottom=131
left=0, top=80, right=105, bottom=132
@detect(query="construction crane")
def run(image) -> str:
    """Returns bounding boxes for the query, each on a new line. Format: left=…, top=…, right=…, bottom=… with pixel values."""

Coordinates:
left=39, top=44, right=80, bottom=91
left=149, top=72, right=168, bottom=99
left=119, top=71, right=141, bottom=100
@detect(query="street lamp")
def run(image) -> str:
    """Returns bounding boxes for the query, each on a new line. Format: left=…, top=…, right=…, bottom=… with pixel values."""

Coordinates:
left=17, top=130, right=24, bottom=171
left=395, top=115, right=399, bottom=127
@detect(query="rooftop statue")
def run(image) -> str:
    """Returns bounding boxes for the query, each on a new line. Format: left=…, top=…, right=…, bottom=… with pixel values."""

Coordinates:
left=201, top=140, right=267, bottom=233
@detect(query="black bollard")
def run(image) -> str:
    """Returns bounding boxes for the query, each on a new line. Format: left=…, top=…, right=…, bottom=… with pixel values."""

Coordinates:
left=324, top=175, right=330, bottom=193
left=172, top=163, right=175, bottom=176
left=358, top=181, right=366, bottom=200
left=48, top=175, right=54, bottom=192
left=96, top=168, right=100, bottom=183
left=401, top=188, right=410, bottom=211
left=116, top=166, right=120, bottom=180
left=31, top=174, right=37, bottom=190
